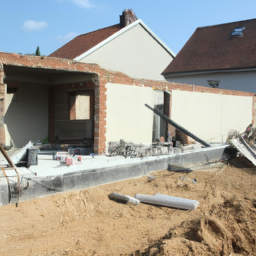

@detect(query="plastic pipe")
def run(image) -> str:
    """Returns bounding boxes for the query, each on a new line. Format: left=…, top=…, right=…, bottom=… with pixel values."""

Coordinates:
left=154, top=193, right=199, bottom=206
left=135, top=194, right=198, bottom=210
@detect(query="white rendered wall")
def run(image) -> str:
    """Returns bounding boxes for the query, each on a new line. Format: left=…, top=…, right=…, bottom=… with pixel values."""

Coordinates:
left=171, top=90, right=253, bottom=143
left=5, top=84, right=48, bottom=147
left=166, top=71, right=256, bottom=93
left=105, top=83, right=154, bottom=147
left=80, top=24, right=173, bottom=81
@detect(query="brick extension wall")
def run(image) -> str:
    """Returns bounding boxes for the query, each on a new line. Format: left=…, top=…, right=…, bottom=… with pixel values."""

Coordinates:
left=96, top=72, right=255, bottom=154
left=0, top=53, right=255, bottom=153
left=47, top=69, right=256, bottom=154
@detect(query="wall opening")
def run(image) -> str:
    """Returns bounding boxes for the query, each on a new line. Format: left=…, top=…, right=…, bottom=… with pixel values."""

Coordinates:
left=54, top=89, right=94, bottom=144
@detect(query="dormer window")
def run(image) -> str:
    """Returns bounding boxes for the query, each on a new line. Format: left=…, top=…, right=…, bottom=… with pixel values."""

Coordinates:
left=230, top=27, right=245, bottom=37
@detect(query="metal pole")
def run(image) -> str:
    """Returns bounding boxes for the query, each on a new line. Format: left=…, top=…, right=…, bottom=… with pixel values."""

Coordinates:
left=145, top=104, right=211, bottom=147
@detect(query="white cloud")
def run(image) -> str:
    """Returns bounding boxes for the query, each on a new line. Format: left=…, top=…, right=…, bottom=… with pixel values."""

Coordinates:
left=57, top=32, right=78, bottom=43
left=71, top=0, right=94, bottom=8
left=22, top=20, right=48, bottom=32
left=57, top=0, right=94, bottom=8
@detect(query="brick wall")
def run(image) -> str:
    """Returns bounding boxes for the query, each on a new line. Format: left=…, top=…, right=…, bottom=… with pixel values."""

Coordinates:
left=1, top=53, right=255, bottom=152
left=96, top=71, right=256, bottom=154
left=0, top=64, right=6, bottom=146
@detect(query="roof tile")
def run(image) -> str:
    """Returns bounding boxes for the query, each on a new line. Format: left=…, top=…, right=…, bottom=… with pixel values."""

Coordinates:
left=163, top=18, right=256, bottom=75
left=49, top=24, right=122, bottom=59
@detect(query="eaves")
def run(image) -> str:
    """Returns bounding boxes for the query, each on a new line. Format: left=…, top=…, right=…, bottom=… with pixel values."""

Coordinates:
left=164, top=67, right=256, bottom=78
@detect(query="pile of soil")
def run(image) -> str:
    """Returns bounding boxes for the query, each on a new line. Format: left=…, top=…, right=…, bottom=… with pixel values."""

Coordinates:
left=0, top=158, right=255, bottom=255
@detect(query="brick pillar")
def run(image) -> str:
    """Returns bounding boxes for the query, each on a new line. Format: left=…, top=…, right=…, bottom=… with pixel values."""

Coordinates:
left=0, top=63, right=6, bottom=146
left=92, top=75, right=107, bottom=154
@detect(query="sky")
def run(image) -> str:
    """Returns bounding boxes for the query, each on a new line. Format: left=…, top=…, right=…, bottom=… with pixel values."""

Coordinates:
left=1, top=0, right=256, bottom=56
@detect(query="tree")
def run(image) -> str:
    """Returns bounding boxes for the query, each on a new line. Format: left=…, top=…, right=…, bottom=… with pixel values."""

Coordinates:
left=35, top=46, right=41, bottom=56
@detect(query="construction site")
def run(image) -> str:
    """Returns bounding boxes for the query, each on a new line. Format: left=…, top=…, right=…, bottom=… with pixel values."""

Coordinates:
left=1, top=8, right=256, bottom=255
left=0, top=53, right=256, bottom=254
left=0, top=157, right=255, bottom=255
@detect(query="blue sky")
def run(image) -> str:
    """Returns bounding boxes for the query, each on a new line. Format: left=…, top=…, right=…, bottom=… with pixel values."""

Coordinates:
left=1, top=0, right=256, bottom=56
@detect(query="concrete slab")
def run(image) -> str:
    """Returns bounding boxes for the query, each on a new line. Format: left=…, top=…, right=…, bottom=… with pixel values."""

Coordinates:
left=0, top=145, right=228, bottom=206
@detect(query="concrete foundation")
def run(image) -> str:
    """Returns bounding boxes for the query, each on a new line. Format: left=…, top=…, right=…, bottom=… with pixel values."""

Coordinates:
left=0, top=145, right=227, bottom=206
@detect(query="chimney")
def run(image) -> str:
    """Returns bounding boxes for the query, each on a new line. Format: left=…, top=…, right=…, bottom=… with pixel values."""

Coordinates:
left=120, top=9, right=138, bottom=28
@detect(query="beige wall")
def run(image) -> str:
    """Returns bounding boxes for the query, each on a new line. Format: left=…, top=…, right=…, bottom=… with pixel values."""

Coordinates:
left=171, top=90, right=253, bottom=143
left=80, top=24, right=173, bottom=81
left=105, top=83, right=154, bottom=147
left=5, top=84, right=49, bottom=147
left=166, top=71, right=256, bottom=93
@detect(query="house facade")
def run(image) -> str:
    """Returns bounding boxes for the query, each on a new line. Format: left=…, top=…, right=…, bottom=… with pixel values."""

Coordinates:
left=162, top=18, right=256, bottom=93
left=50, top=10, right=175, bottom=81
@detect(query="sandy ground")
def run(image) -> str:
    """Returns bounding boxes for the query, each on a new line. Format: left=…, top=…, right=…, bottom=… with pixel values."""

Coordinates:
left=0, top=158, right=256, bottom=256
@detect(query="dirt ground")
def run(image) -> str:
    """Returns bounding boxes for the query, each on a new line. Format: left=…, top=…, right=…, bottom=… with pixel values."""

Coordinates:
left=0, top=158, right=256, bottom=256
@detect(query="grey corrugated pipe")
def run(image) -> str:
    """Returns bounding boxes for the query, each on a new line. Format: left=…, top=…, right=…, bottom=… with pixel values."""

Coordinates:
left=108, top=193, right=140, bottom=206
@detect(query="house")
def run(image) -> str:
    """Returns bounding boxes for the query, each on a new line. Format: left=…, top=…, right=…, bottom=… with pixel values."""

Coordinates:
left=1, top=52, right=255, bottom=155
left=162, top=18, right=256, bottom=93
left=49, top=9, right=175, bottom=81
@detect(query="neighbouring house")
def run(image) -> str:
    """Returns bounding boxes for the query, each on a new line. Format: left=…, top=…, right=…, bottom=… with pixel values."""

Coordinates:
left=162, top=18, right=256, bottom=93
left=1, top=52, right=255, bottom=154
left=49, top=9, right=175, bottom=81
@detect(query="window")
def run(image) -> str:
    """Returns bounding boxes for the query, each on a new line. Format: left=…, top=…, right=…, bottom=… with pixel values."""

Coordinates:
left=69, top=91, right=91, bottom=120
left=230, top=27, right=245, bottom=37
left=207, top=80, right=220, bottom=88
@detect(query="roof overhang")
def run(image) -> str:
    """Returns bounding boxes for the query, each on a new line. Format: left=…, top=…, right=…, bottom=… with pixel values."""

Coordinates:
left=74, top=19, right=176, bottom=61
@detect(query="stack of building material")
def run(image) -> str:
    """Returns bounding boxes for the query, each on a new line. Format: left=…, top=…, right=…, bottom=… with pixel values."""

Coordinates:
left=0, top=141, right=32, bottom=166
left=135, top=193, right=199, bottom=210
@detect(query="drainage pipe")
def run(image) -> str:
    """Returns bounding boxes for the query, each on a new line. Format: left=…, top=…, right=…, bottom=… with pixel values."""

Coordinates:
left=154, top=194, right=199, bottom=207
left=135, top=193, right=199, bottom=210
left=145, top=104, right=211, bottom=148
left=108, top=193, right=140, bottom=206
left=125, top=195, right=140, bottom=206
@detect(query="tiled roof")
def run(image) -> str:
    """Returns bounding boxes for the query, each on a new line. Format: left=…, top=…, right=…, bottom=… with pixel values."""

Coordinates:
left=49, top=24, right=122, bottom=59
left=162, top=18, right=256, bottom=75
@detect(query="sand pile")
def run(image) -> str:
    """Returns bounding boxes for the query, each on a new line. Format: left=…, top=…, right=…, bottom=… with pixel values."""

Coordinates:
left=142, top=195, right=256, bottom=255
left=0, top=158, right=255, bottom=255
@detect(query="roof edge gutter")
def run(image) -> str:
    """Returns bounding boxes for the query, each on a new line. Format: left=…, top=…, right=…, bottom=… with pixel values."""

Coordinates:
left=163, top=67, right=256, bottom=77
